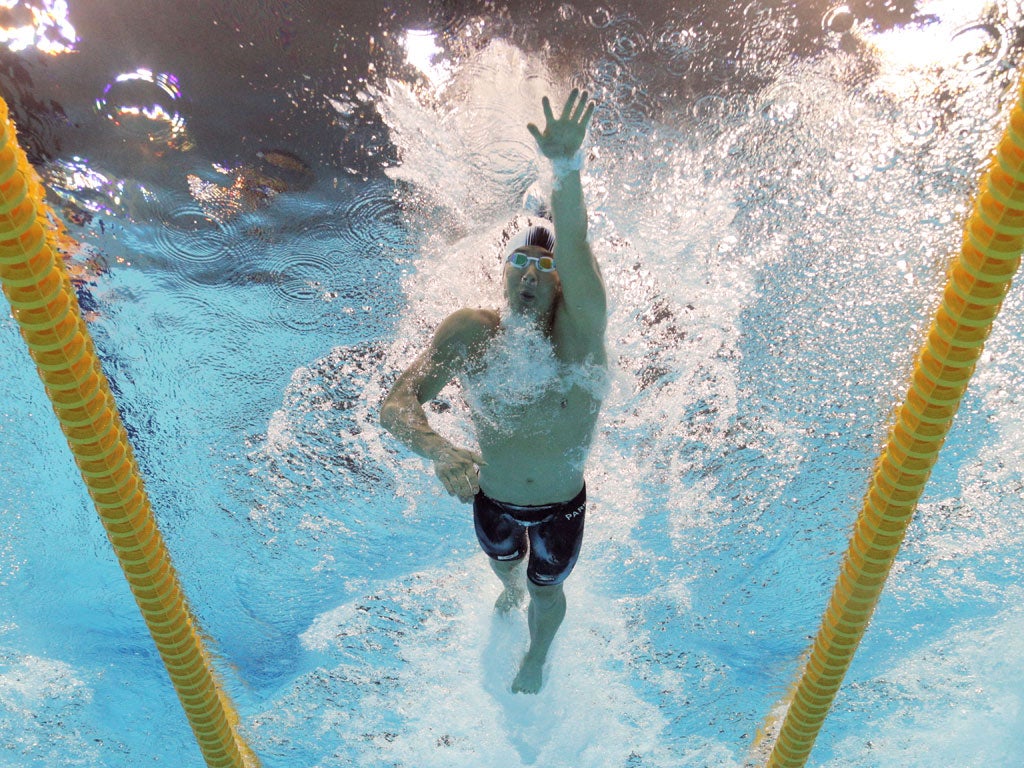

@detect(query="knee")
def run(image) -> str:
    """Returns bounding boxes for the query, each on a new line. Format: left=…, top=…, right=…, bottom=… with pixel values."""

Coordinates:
left=490, top=556, right=524, bottom=576
left=526, top=580, right=564, bottom=606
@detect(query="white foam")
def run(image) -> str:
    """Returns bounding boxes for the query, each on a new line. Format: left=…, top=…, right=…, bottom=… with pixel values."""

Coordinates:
left=464, top=313, right=562, bottom=414
left=289, top=557, right=686, bottom=768
left=0, top=652, right=98, bottom=765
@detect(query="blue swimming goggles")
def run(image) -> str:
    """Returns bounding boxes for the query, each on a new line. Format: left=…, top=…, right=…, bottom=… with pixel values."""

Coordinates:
left=506, top=251, right=556, bottom=272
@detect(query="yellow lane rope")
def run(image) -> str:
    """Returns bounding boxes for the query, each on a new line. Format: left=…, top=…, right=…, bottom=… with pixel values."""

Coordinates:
left=757, top=75, right=1024, bottom=767
left=0, top=98, right=259, bottom=767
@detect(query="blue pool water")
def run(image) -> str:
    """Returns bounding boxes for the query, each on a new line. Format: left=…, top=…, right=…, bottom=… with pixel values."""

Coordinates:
left=2, top=1, right=1024, bottom=766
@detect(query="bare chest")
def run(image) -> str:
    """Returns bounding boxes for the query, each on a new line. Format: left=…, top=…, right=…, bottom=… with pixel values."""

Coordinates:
left=460, top=316, right=606, bottom=439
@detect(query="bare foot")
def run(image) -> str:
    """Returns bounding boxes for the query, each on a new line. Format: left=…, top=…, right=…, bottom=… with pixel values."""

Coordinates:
left=511, top=653, right=544, bottom=694
left=494, top=586, right=526, bottom=614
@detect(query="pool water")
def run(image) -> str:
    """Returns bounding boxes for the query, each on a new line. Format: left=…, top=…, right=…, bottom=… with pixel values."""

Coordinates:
left=2, top=1, right=1024, bottom=766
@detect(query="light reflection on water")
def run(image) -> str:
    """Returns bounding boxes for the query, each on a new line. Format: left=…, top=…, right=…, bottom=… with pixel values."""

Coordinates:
left=0, top=0, right=76, bottom=55
left=1, top=1, right=1023, bottom=766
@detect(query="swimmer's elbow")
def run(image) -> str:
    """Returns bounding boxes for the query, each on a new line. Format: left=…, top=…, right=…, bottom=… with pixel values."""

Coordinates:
left=380, top=389, right=420, bottom=436
left=379, top=397, right=402, bottom=435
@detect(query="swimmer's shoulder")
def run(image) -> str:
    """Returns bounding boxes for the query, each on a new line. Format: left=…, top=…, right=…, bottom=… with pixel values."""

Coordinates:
left=432, top=307, right=500, bottom=359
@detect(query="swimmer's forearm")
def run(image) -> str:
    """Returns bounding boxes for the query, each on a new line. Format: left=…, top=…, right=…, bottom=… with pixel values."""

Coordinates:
left=529, top=89, right=592, bottom=250
left=380, top=399, right=483, bottom=501
left=380, top=399, right=455, bottom=461
left=548, top=157, right=606, bottom=328
left=550, top=167, right=588, bottom=248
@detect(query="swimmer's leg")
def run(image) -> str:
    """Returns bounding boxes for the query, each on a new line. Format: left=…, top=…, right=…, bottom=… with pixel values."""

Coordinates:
left=512, top=580, right=565, bottom=694
left=474, top=492, right=528, bottom=613
left=489, top=557, right=527, bottom=613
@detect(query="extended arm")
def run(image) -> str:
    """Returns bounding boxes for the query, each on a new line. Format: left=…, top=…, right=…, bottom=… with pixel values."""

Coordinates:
left=528, top=89, right=607, bottom=336
left=380, top=310, right=489, bottom=502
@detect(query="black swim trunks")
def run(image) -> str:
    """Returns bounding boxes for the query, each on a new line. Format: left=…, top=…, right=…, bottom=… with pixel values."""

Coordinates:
left=473, top=485, right=586, bottom=587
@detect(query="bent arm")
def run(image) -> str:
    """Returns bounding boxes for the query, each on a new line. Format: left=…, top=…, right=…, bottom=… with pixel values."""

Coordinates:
left=380, top=349, right=458, bottom=462
left=380, top=309, right=492, bottom=501
left=380, top=309, right=476, bottom=460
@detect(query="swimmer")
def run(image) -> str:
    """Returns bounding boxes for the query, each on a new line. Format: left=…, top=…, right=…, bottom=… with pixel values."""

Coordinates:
left=381, top=89, right=606, bottom=694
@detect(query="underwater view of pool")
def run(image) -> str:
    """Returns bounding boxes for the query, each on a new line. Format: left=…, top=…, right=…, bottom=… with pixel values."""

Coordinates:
left=2, top=1, right=1024, bottom=765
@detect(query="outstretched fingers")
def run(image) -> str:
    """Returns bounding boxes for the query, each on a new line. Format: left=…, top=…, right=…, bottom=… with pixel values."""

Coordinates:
left=533, top=90, right=595, bottom=135
left=542, top=95, right=555, bottom=125
left=561, top=88, right=580, bottom=120
left=569, top=89, right=590, bottom=122
left=528, top=88, right=596, bottom=159
left=579, top=100, right=595, bottom=129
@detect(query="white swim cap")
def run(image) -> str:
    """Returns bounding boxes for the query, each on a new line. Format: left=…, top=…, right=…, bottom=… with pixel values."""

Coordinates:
left=501, top=215, right=556, bottom=256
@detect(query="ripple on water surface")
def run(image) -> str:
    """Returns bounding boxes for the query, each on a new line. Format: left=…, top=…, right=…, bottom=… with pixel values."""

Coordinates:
left=262, top=247, right=350, bottom=333
left=153, top=203, right=235, bottom=269
left=336, top=186, right=408, bottom=255
left=653, top=17, right=701, bottom=76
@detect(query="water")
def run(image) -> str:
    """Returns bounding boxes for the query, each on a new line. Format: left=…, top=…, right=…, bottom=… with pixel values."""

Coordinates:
left=2, top=1, right=1024, bottom=766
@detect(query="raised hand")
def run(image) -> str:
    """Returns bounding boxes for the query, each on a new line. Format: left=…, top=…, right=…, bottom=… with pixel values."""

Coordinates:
left=527, top=88, right=595, bottom=161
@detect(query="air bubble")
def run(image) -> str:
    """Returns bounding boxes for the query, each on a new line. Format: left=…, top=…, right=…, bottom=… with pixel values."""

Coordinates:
left=95, top=69, right=190, bottom=151
left=949, top=23, right=1006, bottom=73
left=822, top=5, right=856, bottom=35
left=587, top=6, right=613, bottom=29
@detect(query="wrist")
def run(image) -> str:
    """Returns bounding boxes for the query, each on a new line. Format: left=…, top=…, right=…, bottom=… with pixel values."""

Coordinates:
left=422, top=434, right=455, bottom=462
left=551, top=149, right=584, bottom=178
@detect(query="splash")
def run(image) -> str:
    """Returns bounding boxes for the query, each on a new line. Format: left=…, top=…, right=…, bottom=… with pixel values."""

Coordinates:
left=247, top=6, right=1024, bottom=766
left=277, top=559, right=695, bottom=768
left=460, top=313, right=561, bottom=429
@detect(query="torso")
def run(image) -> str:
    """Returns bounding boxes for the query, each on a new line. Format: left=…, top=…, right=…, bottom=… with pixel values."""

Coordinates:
left=460, top=309, right=607, bottom=505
